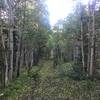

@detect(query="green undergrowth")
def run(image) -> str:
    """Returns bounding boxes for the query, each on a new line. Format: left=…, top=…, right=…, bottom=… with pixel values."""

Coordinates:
left=58, top=62, right=87, bottom=80
left=1, top=60, right=100, bottom=100
left=0, top=65, right=41, bottom=100
left=33, top=61, right=100, bottom=100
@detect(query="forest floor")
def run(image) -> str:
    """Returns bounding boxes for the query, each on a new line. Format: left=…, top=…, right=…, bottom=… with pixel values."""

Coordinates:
left=1, top=60, right=100, bottom=100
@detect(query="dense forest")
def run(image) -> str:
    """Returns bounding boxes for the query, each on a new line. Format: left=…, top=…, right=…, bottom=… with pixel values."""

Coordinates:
left=0, top=0, right=100, bottom=100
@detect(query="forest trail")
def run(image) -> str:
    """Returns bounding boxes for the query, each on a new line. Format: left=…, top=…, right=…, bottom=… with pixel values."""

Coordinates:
left=1, top=60, right=100, bottom=100
left=1, top=0, right=100, bottom=100
left=17, top=60, right=100, bottom=100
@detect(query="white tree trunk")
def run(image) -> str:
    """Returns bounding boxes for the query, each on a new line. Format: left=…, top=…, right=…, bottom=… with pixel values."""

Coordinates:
left=1, top=33, right=9, bottom=85
left=89, top=7, right=95, bottom=76
left=81, top=21, right=85, bottom=72
left=0, top=20, right=9, bottom=85
left=7, top=0, right=14, bottom=80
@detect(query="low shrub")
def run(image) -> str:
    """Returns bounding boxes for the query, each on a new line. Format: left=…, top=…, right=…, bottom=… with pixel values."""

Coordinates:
left=57, top=62, right=87, bottom=80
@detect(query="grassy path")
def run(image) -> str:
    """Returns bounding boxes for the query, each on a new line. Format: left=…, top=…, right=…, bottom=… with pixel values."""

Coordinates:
left=33, top=60, right=100, bottom=100
left=1, top=60, right=100, bottom=100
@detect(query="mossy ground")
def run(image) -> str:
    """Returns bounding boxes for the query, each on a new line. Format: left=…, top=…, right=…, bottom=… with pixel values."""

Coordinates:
left=1, top=60, right=100, bottom=100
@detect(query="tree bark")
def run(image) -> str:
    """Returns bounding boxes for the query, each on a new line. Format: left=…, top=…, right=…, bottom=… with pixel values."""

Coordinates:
left=89, top=8, right=95, bottom=76
left=7, top=0, right=14, bottom=80
left=1, top=27, right=9, bottom=85
left=81, top=19, right=85, bottom=72
left=9, top=28, right=14, bottom=80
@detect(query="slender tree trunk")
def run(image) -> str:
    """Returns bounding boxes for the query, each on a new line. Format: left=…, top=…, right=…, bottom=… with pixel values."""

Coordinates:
left=0, top=18, right=5, bottom=87
left=25, top=49, right=29, bottom=67
left=89, top=8, right=95, bottom=76
left=15, top=39, right=20, bottom=77
left=81, top=21, right=85, bottom=72
left=20, top=47, right=24, bottom=69
left=7, top=0, right=14, bottom=80
left=0, top=42, right=5, bottom=87
left=17, top=37, right=23, bottom=77
left=15, top=28, right=22, bottom=77
left=79, top=2, right=85, bottom=72
left=0, top=12, right=9, bottom=85
left=1, top=28, right=9, bottom=85
left=9, top=28, right=14, bottom=80
left=27, top=51, right=31, bottom=73
left=31, top=51, right=33, bottom=67
left=87, top=9, right=91, bottom=75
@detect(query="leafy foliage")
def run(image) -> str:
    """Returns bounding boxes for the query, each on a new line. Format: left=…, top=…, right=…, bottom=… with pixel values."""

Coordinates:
left=1, top=61, right=99, bottom=100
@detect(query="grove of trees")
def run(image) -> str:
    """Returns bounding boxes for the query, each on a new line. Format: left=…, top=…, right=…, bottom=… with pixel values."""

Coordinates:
left=0, top=0, right=100, bottom=99
left=0, top=0, right=50, bottom=87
